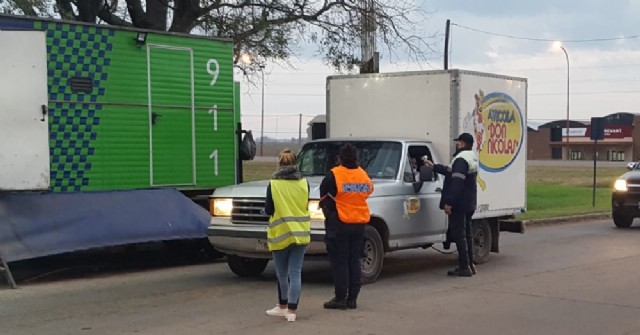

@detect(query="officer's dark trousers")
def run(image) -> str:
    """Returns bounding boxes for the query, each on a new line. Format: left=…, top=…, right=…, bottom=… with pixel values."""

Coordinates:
left=449, top=211, right=471, bottom=269
left=325, top=223, right=365, bottom=301
left=465, top=211, right=475, bottom=265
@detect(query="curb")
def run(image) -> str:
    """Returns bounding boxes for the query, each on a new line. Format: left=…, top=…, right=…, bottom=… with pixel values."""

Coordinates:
left=523, top=212, right=611, bottom=227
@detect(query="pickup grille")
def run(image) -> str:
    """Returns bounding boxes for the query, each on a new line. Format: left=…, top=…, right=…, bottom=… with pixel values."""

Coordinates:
left=627, top=178, right=640, bottom=193
left=232, top=198, right=269, bottom=224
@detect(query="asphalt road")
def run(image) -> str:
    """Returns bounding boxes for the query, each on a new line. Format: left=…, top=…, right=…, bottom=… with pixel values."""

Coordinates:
left=1, top=219, right=640, bottom=335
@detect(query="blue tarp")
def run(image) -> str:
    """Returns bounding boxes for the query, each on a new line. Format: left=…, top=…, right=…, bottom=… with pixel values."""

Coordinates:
left=0, top=189, right=210, bottom=263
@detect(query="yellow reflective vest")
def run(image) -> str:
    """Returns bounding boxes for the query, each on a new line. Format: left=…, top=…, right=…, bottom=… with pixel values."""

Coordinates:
left=268, top=179, right=311, bottom=251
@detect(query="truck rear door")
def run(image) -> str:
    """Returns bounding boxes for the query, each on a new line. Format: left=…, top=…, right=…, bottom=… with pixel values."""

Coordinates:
left=0, top=30, right=50, bottom=191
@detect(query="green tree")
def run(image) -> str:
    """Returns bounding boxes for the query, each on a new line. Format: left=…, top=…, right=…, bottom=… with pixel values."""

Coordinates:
left=4, top=0, right=436, bottom=71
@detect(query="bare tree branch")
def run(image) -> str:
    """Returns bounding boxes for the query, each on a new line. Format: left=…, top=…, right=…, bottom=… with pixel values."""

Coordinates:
left=5, top=0, right=437, bottom=74
left=12, top=0, right=39, bottom=16
left=55, top=0, right=77, bottom=20
left=97, top=0, right=131, bottom=25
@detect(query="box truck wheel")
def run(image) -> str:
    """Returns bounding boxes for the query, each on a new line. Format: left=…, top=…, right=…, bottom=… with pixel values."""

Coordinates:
left=472, top=220, right=492, bottom=264
left=227, top=255, right=269, bottom=277
left=361, top=225, right=384, bottom=284
left=612, top=213, right=633, bottom=228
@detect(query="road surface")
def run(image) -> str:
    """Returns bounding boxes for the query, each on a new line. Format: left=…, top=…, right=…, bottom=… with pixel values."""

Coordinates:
left=1, top=219, right=639, bottom=335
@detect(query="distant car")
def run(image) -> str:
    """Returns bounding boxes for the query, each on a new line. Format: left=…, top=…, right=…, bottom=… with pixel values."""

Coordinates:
left=627, top=161, right=637, bottom=170
left=612, top=169, right=640, bottom=228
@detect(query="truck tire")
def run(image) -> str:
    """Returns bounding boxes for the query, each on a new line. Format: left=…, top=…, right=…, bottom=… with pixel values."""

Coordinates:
left=472, top=220, right=492, bottom=264
left=361, top=225, right=384, bottom=284
left=227, top=255, right=269, bottom=277
left=613, top=213, right=633, bottom=228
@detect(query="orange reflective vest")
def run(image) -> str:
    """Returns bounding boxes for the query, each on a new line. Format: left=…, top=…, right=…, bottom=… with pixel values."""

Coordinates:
left=331, top=165, right=374, bottom=224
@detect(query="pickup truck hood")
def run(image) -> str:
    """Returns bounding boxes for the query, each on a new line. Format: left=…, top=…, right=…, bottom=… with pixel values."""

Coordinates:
left=212, top=176, right=403, bottom=199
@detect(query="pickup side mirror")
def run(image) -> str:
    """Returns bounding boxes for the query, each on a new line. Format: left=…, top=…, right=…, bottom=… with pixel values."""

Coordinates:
left=412, top=165, right=435, bottom=192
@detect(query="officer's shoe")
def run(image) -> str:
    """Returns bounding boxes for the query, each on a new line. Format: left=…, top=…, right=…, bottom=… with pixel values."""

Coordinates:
left=447, top=267, right=473, bottom=277
left=324, top=298, right=348, bottom=310
left=442, top=241, right=451, bottom=250
left=470, top=264, right=477, bottom=275
left=346, top=299, right=357, bottom=309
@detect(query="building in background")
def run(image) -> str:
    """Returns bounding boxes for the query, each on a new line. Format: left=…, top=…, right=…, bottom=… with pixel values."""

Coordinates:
left=528, top=113, right=640, bottom=161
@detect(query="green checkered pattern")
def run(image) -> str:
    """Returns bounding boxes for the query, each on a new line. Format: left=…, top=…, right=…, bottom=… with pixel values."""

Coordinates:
left=34, top=21, right=114, bottom=192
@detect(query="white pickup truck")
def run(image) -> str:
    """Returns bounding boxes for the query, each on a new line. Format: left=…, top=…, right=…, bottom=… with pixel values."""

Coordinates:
left=208, top=70, right=527, bottom=283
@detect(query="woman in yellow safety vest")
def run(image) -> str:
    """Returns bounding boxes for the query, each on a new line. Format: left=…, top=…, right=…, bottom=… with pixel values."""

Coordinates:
left=263, top=148, right=310, bottom=322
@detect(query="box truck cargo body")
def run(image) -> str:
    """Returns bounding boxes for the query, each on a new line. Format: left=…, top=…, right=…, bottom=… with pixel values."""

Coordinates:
left=327, top=70, right=527, bottom=219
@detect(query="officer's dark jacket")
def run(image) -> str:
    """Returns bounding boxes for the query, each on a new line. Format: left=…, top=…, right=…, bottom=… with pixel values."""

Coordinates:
left=433, top=148, right=478, bottom=213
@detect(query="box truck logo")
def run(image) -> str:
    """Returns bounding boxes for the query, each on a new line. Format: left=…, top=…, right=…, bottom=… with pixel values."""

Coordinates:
left=467, top=91, right=524, bottom=173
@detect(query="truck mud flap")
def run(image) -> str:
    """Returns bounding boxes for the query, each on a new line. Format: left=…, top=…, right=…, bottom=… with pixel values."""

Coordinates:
left=498, top=219, right=526, bottom=234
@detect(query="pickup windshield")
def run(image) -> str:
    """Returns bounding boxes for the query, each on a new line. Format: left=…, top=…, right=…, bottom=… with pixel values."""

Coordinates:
left=297, top=141, right=402, bottom=179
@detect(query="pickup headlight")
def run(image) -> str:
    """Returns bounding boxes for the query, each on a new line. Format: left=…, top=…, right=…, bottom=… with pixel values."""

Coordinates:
left=614, top=179, right=628, bottom=192
left=210, top=198, right=233, bottom=216
left=308, top=200, right=325, bottom=220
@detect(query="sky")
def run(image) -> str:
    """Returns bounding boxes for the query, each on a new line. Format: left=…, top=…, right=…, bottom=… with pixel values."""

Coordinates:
left=236, top=0, right=640, bottom=140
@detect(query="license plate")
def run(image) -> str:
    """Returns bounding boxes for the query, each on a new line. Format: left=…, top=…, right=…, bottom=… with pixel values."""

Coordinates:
left=256, top=239, right=269, bottom=251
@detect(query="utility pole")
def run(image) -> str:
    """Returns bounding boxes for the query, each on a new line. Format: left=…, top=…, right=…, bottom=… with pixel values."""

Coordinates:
left=259, top=64, right=265, bottom=156
left=359, top=0, right=378, bottom=73
left=444, top=19, right=451, bottom=70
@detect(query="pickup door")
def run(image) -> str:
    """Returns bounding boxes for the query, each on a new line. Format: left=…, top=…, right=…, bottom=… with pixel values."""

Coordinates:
left=392, top=144, right=447, bottom=246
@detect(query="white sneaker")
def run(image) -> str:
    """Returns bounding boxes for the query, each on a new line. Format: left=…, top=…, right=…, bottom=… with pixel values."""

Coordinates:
left=285, top=312, right=296, bottom=322
left=266, top=306, right=287, bottom=317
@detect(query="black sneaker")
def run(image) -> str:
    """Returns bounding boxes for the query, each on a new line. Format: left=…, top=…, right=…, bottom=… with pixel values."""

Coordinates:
left=447, top=267, right=473, bottom=277
left=470, top=264, right=477, bottom=275
left=346, top=299, right=357, bottom=309
left=324, top=298, right=348, bottom=310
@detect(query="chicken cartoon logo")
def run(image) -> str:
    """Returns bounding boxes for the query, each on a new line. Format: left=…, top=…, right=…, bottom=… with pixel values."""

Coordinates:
left=473, top=91, right=486, bottom=152
left=464, top=90, right=524, bottom=190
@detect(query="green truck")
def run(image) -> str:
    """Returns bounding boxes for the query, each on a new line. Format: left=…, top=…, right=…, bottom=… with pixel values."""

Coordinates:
left=0, top=15, right=243, bottom=278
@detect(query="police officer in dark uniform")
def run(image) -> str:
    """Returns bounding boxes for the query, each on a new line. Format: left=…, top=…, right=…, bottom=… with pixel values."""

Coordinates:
left=425, top=132, right=478, bottom=277
left=319, top=143, right=374, bottom=309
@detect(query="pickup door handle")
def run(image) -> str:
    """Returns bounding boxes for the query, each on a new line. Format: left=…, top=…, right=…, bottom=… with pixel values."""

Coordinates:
left=435, top=187, right=442, bottom=192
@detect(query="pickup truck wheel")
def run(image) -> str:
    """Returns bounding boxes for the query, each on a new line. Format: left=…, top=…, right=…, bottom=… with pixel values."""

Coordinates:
left=472, top=220, right=491, bottom=264
left=613, top=213, right=633, bottom=228
left=227, top=255, right=268, bottom=277
left=361, top=225, right=384, bottom=284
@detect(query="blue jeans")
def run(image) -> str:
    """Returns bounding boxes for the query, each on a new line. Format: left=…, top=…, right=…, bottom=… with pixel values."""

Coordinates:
left=272, top=244, right=307, bottom=310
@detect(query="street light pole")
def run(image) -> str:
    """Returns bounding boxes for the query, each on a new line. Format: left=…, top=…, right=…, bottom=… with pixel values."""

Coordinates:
left=558, top=45, right=570, bottom=160
left=259, top=64, right=265, bottom=156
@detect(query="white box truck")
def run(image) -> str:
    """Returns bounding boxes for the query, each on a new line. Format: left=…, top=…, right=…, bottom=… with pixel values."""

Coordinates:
left=208, top=69, right=527, bottom=283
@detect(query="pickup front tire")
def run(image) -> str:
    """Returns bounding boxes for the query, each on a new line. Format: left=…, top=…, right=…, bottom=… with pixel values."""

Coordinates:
left=227, top=255, right=269, bottom=277
left=361, top=225, right=384, bottom=284
left=613, top=213, right=633, bottom=228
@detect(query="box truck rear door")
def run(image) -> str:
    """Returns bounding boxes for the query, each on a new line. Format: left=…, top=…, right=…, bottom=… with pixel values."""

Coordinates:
left=0, top=31, right=50, bottom=191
